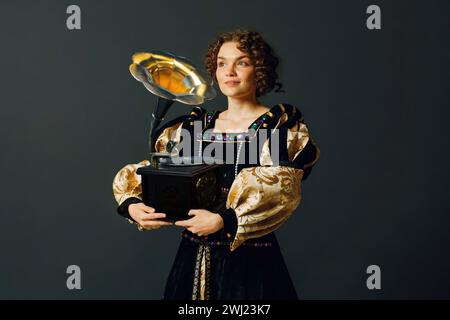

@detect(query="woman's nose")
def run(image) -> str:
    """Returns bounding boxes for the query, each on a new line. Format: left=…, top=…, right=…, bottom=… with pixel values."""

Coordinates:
left=225, top=65, right=236, bottom=77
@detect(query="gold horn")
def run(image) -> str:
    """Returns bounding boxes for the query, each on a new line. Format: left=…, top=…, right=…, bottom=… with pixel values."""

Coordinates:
left=129, top=50, right=216, bottom=105
left=129, top=50, right=216, bottom=159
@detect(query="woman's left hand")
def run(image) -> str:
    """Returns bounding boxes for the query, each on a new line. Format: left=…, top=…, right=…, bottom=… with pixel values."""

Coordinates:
left=175, top=209, right=224, bottom=236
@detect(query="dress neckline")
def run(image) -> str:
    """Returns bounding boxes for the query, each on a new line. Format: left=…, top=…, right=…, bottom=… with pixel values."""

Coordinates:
left=207, top=104, right=279, bottom=134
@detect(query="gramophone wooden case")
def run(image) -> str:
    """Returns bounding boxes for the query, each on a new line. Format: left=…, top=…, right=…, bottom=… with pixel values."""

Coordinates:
left=137, top=163, right=223, bottom=221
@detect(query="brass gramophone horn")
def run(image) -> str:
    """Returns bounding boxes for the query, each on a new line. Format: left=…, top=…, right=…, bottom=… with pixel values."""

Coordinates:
left=129, top=50, right=216, bottom=158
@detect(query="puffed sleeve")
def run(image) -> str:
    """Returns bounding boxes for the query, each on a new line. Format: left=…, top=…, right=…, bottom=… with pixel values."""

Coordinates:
left=225, top=119, right=320, bottom=251
left=112, top=120, right=184, bottom=227
left=113, top=160, right=150, bottom=206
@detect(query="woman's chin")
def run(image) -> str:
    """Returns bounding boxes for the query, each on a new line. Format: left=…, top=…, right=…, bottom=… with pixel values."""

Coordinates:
left=220, top=89, right=252, bottom=99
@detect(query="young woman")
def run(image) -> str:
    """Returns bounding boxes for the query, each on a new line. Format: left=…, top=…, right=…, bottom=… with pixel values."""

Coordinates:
left=113, top=29, right=320, bottom=300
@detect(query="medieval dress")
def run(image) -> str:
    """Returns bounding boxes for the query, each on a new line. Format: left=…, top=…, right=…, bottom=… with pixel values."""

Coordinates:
left=112, top=103, right=320, bottom=300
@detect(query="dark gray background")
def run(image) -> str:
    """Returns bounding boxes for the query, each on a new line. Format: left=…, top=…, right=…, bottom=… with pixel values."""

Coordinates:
left=0, top=0, right=449, bottom=299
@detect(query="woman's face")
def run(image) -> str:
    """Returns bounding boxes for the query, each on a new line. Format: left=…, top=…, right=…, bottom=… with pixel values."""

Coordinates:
left=215, top=41, right=256, bottom=99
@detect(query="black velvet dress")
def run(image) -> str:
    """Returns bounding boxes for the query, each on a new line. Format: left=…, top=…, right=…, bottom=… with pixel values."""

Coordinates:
left=115, top=103, right=319, bottom=300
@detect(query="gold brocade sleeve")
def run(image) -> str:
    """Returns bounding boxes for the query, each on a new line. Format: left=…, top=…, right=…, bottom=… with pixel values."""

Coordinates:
left=154, top=122, right=183, bottom=154
left=225, top=120, right=317, bottom=251
left=112, top=121, right=183, bottom=206
left=226, top=166, right=304, bottom=251
left=112, top=159, right=150, bottom=205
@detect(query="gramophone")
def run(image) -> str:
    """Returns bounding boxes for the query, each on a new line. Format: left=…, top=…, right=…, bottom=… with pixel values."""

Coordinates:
left=129, top=50, right=223, bottom=222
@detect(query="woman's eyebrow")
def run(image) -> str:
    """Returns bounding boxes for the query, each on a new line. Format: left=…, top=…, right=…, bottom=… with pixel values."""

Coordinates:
left=217, top=55, right=250, bottom=60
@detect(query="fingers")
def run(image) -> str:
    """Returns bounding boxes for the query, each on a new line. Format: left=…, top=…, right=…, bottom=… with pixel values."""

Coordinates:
left=139, top=214, right=173, bottom=227
left=176, top=222, right=207, bottom=237
left=175, top=219, right=192, bottom=227
left=140, top=220, right=173, bottom=229
left=132, top=203, right=155, bottom=213
left=144, top=219, right=173, bottom=226
left=139, top=213, right=173, bottom=228
left=175, top=214, right=199, bottom=227
left=187, top=227, right=209, bottom=237
left=141, top=204, right=155, bottom=214
left=140, top=212, right=167, bottom=221
left=174, top=211, right=197, bottom=227
left=134, top=209, right=174, bottom=228
left=188, top=209, right=199, bottom=216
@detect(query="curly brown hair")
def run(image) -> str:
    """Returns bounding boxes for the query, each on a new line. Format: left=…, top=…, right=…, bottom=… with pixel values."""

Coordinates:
left=204, top=29, right=283, bottom=97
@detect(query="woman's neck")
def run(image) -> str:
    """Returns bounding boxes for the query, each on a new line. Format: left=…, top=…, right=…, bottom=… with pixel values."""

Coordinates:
left=224, top=96, right=266, bottom=120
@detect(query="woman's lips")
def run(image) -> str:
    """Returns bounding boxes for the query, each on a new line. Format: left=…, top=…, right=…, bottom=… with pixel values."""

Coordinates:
left=224, top=81, right=240, bottom=87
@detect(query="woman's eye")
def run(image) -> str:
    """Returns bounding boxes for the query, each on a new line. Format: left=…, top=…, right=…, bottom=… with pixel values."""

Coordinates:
left=238, top=61, right=249, bottom=66
left=218, top=62, right=225, bottom=67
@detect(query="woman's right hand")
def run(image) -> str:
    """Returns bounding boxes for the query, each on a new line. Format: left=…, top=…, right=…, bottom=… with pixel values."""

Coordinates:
left=129, top=203, right=173, bottom=230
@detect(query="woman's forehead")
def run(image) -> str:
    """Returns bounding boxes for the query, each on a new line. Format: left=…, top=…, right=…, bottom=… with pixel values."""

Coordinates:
left=217, top=42, right=249, bottom=59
